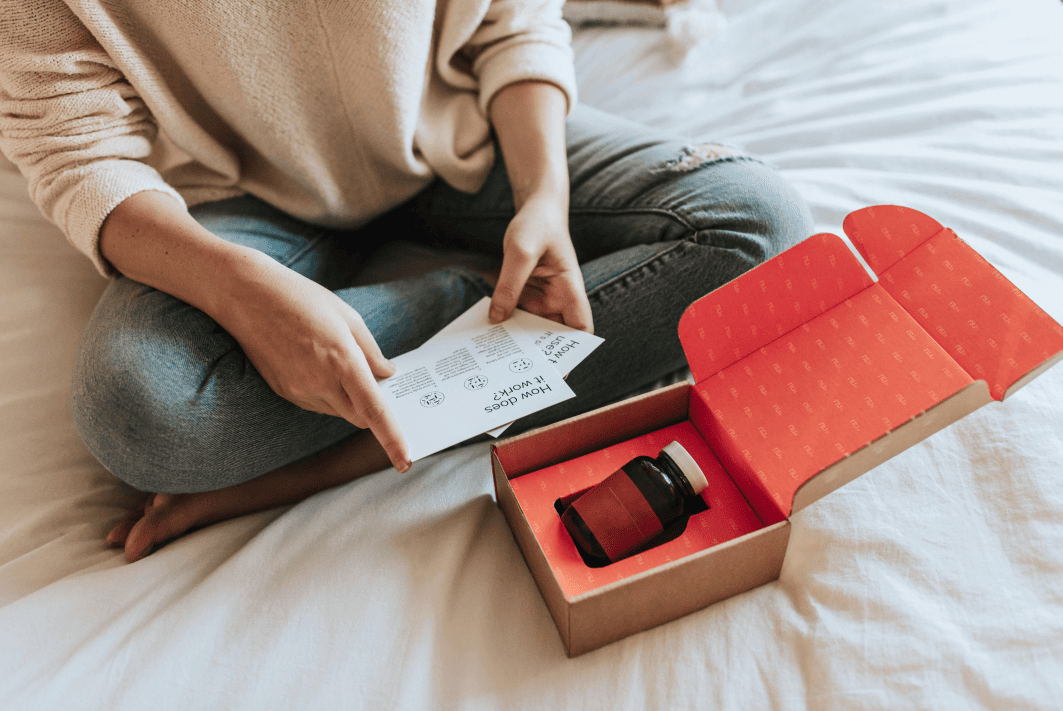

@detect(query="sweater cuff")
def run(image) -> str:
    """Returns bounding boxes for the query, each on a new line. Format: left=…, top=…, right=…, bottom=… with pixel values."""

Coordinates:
left=476, top=40, right=579, bottom=118
left=59, top=161, right=187, bottom=277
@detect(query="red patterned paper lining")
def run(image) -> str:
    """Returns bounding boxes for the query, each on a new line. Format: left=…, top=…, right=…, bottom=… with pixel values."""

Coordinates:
left=510, top=421, right=763, bottom=599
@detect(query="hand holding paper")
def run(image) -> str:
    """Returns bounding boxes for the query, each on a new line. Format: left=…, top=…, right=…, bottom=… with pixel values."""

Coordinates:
left=378, top=298, right=604, bottom=461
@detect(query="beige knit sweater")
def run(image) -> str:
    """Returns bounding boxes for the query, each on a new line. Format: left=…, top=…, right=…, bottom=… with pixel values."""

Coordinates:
left=0, top=0, right=577, bottom=275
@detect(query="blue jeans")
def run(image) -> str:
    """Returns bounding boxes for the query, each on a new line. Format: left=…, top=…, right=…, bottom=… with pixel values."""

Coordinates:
left=72, top=106, right=812, bottom=494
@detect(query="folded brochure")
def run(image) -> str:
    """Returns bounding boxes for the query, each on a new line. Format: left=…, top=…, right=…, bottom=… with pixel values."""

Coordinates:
left=378, top=297, right=604, bottom=461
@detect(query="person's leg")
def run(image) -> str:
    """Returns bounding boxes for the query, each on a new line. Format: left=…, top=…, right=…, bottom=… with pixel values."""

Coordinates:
left=72, top=195, right=492, bottom=496
left=77, top=106, right=811, bottom=559
left=386, top=104, right=813, bottom=431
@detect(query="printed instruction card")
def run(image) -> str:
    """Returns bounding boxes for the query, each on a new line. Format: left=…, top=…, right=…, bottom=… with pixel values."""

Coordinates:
left=379, top=298, right=603, bottom=461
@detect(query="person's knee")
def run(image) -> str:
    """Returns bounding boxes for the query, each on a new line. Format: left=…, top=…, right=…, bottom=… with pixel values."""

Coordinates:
left=71, top=295, right=357, bottom=493
left=735, top=159, right=813, bottom=260
left=72, top=324, right=203, bottom=493
left=70, top=281, right=249, bottom=493
left=669, top=151, right=813, bottom=266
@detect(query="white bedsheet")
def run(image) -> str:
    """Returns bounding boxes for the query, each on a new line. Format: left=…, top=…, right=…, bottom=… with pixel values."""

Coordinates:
left=2, top=0, right=1062, bottom=708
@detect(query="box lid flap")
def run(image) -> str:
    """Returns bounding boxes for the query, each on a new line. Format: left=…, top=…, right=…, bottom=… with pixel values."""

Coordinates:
left=678, top=233, right=873, bottom=384
left=843, top=205, right=945, bottom=275
left=789, top=379, right=993, bottom=515
left=680, top=204, right=1061, bottom=523
left=843, top=205, right=1063, bottom=400
left=688, top=281, right=979, bottom=523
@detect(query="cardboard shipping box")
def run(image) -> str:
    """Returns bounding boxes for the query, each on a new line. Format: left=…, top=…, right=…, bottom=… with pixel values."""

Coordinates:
left=491, top=205, right=1063, bottom=657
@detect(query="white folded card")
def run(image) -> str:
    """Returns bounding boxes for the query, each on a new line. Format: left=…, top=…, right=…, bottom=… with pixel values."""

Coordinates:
left=378, top=298, right=602, bottom=461
left=428, top=297, right=605, bottom=437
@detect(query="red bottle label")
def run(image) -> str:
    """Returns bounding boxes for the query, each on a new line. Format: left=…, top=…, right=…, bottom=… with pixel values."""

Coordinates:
left=570, top=469, right=665, bottom=561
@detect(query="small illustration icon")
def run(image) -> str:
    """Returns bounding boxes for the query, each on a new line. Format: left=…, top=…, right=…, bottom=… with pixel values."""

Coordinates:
left=464, top=375, right=488, bottom=390
left=509, top=358, right=533, bottom=373
left=419, top=391, right=445, bottom=408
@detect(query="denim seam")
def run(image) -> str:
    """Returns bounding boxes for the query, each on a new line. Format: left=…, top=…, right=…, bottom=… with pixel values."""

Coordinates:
left=569, top=206, right=698, bottom=231
left=421, top=206, right=702, bottom=236
left=585, top=219, right=752, bottom=301
left=419, top=156, right=769, bottom=227
left=586, top=240, right=689, bottom=301
left=416, top=205, right=703, bottom=300
left=276, top=229, right=333, bottom=269
left=454, top=267, right=495, bottom=296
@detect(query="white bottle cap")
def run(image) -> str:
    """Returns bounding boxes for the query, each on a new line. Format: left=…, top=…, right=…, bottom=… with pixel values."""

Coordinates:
left=661, top=441, right=708, bottom=495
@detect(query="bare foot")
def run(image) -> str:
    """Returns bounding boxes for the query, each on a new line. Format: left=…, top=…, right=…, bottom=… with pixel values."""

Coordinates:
left=105, top=430, right=392, bottom=562
left=107, top=493, right=211, bottom=562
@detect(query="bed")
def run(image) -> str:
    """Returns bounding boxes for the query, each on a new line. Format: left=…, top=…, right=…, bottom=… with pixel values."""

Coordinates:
left=2, top=0, right=1062, bottom=708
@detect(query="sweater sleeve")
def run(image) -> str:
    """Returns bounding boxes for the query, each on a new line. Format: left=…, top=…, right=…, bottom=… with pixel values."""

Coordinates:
left=446, top=0, right=578, bottom=117
left=0, top=0, right=185, bottom=276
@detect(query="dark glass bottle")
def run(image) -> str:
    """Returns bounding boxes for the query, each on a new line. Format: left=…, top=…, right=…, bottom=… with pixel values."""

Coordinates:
left=561, top=441, right=709, bottom=564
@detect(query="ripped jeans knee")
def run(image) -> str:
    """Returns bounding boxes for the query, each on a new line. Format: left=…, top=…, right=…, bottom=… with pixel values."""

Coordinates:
left=663, top=143, right=754, bottom=172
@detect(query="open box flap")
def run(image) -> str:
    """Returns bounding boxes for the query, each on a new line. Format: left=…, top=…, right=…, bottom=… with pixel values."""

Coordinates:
left=789, top=379, right=992, bottom=515
left=843, top=204, right=945, bottom=274
left=682, top=205, right=1062, bottom=523
left=688, top=282, right=978, bottom=524
left=844, top=206, right=1063, bottom=400
left=678, top=232, right=873, bottom=384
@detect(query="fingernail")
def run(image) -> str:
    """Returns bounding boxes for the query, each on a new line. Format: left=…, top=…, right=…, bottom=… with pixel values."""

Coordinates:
left=392, top=454, right=411, bottom=473
left=130, top=543, right=154, bottom=562
left=489, top=307, right=505, bottom=323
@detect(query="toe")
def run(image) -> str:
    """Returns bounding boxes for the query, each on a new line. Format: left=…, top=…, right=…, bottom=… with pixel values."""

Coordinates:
left=106, top=512, right=140, bottom=547
left=124, top=516, right=157, bottom=562
left=123, top=493, right=204, bottom=563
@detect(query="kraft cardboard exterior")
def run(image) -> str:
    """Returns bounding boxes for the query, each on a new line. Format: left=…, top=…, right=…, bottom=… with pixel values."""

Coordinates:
left=491, top=383, right=792, bottom=657
left=492, top=206, right=1063, bottom=657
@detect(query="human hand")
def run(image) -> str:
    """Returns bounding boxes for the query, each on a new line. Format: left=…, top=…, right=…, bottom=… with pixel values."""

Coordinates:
left=97, top=191, right=410, bottom=473
left=218, top=254, right=411, bottom=472
left=489, top=195, right=594, bottom=334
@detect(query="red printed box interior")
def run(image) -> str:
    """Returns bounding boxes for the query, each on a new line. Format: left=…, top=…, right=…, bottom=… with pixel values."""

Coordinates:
left=492, top=205, right=1063, bottom=653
